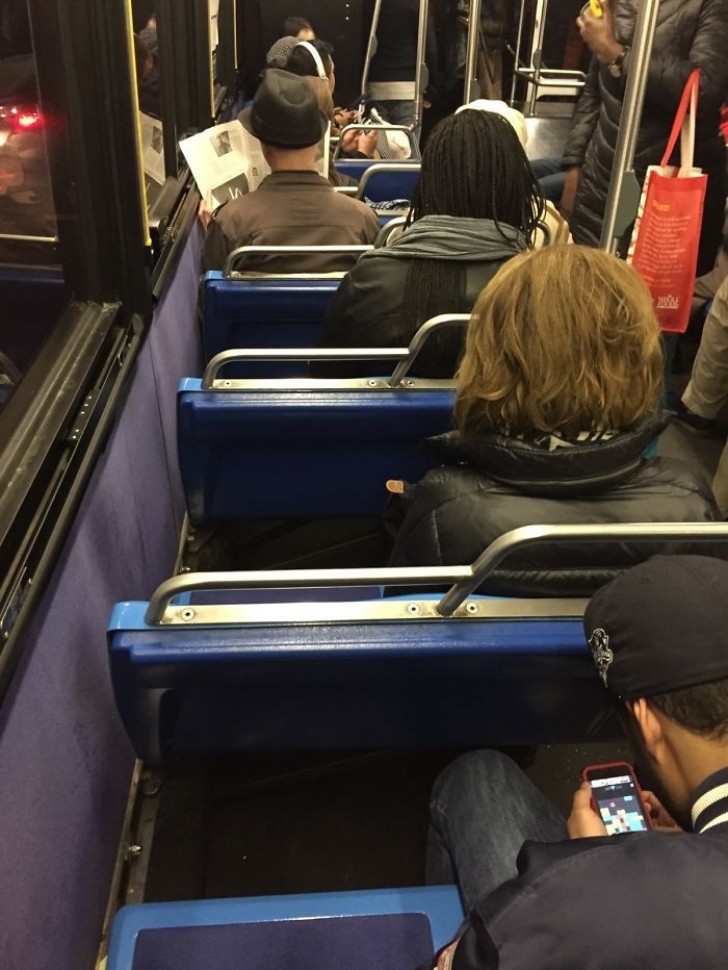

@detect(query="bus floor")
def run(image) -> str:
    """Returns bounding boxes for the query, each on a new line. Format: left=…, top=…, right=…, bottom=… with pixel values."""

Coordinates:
left=142, top=742, right=634, bottom=904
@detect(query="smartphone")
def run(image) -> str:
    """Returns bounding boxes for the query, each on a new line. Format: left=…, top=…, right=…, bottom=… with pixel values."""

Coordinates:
left=582, top=762, right=651, bottom=835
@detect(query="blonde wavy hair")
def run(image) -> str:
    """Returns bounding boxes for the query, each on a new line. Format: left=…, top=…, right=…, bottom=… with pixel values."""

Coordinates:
left=455, top=246, right=663, bottom=439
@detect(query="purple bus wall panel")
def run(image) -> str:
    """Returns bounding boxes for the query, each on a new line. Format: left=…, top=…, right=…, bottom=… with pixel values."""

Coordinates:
left=0, top=225, right=204, bottom=970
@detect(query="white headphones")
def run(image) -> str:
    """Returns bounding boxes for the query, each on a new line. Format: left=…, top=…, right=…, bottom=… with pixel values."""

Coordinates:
left=294, top=40, right=328, bottom=81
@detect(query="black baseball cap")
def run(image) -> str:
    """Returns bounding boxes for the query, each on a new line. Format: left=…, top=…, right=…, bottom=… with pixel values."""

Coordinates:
left=584, top=555, right=728, bottom=700
left=239, top=69, right=328, bottom=149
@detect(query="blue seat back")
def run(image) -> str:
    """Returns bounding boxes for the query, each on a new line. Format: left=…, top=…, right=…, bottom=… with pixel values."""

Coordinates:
left=202, top=273, right=342, bottom=376
left=106, top=888, right=464, bottom=970
left=356, top=165, right=420, bottom=204
left=177, top=378, right=455, bottom=524
left=335, top=159, right=375, bottom=182
left=109, top=596, right=609, bottom=763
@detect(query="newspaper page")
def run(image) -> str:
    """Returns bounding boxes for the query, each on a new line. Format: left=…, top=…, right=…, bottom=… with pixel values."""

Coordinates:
left=180, top=119, right=330, bottom=208
left=140, top=112, right=166, bottom=186
left=209, top=0, right=219, bottom=52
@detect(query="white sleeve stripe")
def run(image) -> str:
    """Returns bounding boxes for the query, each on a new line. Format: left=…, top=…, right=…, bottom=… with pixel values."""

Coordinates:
left=691, top=783, right=728, bottom=827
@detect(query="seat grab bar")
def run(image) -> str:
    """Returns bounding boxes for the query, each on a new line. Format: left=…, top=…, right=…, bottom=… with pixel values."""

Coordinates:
left=144, top=523, right=728, bottom=624
left=201, top=313, right=470, bottom=387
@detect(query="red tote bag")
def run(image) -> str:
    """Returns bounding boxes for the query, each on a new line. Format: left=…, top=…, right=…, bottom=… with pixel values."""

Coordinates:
left=627, top=70, right=708, bottom=333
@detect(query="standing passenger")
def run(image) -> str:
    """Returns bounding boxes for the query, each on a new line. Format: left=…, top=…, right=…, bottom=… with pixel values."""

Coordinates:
left=282, top=16, right=316, bottom=42
left=559, top=0, right=728, bottom=274
left=365, top=0, right=438, bottom=129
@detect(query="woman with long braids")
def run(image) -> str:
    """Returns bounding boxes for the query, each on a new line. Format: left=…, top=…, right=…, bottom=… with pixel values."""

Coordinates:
left=315, top=109, right=547, bottom=378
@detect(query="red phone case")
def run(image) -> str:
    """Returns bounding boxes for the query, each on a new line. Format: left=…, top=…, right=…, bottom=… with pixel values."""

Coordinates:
left=582, top=761, right=652, bottom=829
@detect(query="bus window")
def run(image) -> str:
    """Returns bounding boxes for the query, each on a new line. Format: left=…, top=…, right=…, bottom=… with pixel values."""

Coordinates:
left=0, top=0, right=58, bottom=260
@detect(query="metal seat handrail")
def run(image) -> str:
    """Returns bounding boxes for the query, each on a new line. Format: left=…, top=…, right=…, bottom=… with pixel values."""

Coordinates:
left=334, top=124, right=420, bottom=160
left=375, top=216, right=409, bottom=248
left=356, top=162, right=421, bottom=202
left=144, top=523, right=728, bottom=624
left=224, top=245, right=374, bottom=278
left=201, top=313, right=470, bottom=388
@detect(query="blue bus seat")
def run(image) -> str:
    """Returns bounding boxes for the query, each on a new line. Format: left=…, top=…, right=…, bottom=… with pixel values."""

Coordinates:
left=203, top=272, right=342, bottom=359
left=109, top=524, right=727, bottom=763
left=109, top=600, right=599, bottom=762
left=202, top=274, right=342, bottom=377
left=334, top=158, right=373, bottom=182
left=181, top=315, right=469, bottom=525
left=177, top=377, right=455, bottom=524
left=355, top=163, right=421, bottom=205
left=105, top=887, right=464, bottom=970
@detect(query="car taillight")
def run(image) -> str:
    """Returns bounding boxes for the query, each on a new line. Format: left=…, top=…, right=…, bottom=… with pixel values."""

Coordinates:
left=16, top=110, right=43, bottom=131
left=0, top=106, right=45, bottom=133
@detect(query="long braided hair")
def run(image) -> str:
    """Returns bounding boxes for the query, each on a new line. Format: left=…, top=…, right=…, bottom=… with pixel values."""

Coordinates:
left=398, top=110, right=545, bottom=360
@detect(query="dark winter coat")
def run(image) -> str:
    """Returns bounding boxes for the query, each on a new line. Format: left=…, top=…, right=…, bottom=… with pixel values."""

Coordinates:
left=563, top=0, right=728, bottom=268
left=314, top=216, right=525, bottom=379
left=452, top=823, right=728, bottom=970
left=387, top=414, right=726, bottom=595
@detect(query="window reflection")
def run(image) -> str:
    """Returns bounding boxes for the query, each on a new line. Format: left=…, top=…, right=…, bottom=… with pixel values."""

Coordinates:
left=0, top=0, right=57, bottom=248
left=0, top=0, right=65, bottom=413
left=132, top=3, right=166, bottom=206
left=210, top=0, right=221, bottom=100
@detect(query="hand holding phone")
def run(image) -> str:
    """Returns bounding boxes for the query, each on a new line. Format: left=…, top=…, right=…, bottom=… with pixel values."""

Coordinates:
left=582, top=762, right=651, bottom=835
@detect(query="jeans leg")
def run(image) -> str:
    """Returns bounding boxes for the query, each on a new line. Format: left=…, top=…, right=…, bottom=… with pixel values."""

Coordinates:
left=538, top=172, right=565, bottom=205
left=529, top=157, right=562, bottom=179
left=529, top=158, right=564, bottom=205
left=377, top=99, right=416, bottom=129
left=426, top=750, right=567, bottom=911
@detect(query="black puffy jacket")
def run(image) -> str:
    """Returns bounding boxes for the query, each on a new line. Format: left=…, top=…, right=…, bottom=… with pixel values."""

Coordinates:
left=387, top=414, right=726, bottom=595
left=563, top=0, right=728, bottom=265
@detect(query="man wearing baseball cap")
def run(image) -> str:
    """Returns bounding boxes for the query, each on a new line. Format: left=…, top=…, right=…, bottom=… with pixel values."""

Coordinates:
left=424, top=556, right=728, bottom=969
left=202, top=69, right=379, bottom=273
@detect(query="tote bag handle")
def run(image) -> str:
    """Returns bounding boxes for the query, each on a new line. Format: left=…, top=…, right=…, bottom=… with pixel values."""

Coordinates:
left=660, top=69, right=700, bottom=173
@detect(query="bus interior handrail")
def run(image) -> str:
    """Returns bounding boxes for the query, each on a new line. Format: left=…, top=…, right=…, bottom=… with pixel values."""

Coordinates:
left=144, top=523, right=728, bottom=624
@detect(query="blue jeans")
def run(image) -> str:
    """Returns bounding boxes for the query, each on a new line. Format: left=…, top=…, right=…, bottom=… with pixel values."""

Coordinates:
left=376, top=99, right=416, bottom=129
left=530, top=157, right=565, bottom=206
left=426, top=750, right=568, bottom=910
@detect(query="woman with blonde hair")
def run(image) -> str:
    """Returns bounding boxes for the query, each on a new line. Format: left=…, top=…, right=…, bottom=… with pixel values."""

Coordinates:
left=387, top=246, right=724, bottom=593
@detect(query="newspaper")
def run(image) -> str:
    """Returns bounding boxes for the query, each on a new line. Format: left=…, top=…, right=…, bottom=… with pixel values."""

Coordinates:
left=140, top=112, right=166, bottom=186
left=209, top=0, right=219, bottom=51
left=179, top=120, right=330, bottom=209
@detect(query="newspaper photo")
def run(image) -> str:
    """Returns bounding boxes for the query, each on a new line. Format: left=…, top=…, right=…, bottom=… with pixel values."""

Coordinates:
left=140, top=112, right=166, bottom=186
left=180, top=119, right=330, bottom=209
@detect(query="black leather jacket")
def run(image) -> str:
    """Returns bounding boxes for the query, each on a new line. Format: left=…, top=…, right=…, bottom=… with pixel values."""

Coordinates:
left=387, top=414, right=725, bottom=595
left=563, top=0, right=728, bottom=251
